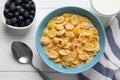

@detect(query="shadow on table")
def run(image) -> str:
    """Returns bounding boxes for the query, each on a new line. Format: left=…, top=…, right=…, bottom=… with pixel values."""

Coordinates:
left=4, top=25, right=30, bottom=37
left=77, top=74, right=89, bottom=80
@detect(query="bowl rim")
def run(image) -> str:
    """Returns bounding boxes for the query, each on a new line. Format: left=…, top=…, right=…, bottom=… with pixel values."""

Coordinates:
left=35, top=6, right=106, bottom=74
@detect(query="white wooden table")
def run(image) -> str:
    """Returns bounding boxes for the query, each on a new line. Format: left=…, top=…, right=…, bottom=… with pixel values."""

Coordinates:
left=0, top=0, right=90, bottom=80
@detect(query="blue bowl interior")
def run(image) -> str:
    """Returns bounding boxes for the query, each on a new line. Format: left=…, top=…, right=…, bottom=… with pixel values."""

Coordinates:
left=36, top=7, right=106, bottom=74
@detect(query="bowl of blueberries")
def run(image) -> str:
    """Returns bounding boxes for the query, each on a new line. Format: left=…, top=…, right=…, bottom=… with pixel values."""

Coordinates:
left=2, top=0, right=36, bottom=31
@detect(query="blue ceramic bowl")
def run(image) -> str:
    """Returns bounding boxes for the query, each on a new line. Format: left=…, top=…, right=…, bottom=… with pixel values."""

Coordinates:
left=36, top=6, right=106, bottom=74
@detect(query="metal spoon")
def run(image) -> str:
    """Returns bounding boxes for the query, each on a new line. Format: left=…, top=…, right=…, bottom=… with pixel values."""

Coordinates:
left=11, top=41, right=50, bottom=80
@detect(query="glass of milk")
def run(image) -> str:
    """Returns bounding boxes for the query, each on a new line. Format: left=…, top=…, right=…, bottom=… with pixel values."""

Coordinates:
left=90, top=0, right=120, bottom=28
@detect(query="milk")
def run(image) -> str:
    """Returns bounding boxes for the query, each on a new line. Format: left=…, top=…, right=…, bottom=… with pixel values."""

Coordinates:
left=90, top=0, right=120, bottom=28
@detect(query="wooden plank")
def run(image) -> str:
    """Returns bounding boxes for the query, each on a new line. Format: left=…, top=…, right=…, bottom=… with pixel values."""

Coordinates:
left=0, top=72, right=80, bottom=80
left=0, top=0, right=90, bottom=9
left=0, top=72, right=42, bottom=80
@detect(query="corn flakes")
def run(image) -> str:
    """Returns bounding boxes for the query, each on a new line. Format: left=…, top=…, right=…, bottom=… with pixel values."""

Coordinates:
left=40, top=13, right=100, bottom=69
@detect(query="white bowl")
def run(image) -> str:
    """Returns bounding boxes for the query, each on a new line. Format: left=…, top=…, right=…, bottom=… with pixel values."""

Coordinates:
left=2, top=10, right=35, bottom=34
left=2, top=1, right=36, bottom=34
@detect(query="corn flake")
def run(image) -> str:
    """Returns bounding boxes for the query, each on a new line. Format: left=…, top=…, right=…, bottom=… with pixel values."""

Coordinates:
left=59, top=49, right=69, bottom=56
left=40, top=37, right=51, bottom=46
left=71, top=15, right=79, bottom=25
left=47, top=50, right=59, bottom=59
left=65, top=23, right=74, bottom=30
left=55, top=16, right=64, bottom=24
left=55, top=25, right=64, bottom=31
left=49, top=29, right=57, bottom=38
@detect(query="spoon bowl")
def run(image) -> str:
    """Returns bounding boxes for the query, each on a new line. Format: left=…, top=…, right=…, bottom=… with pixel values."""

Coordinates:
left=11, top=41, right=33, bottom=64
left=11, top=41, right=50, bottom=80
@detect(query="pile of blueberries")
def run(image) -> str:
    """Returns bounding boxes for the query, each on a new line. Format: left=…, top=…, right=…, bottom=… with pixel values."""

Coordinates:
left=4, top=0, right=35, bottom=27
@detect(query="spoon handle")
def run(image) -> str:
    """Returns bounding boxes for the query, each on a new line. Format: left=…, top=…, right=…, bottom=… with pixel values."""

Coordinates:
left=31, top=63, right=50, bottom=80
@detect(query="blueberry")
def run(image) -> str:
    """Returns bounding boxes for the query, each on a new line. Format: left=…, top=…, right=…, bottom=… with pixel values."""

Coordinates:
left=8, top=12, right=14, bottom=17
left=29, top=15, right=34, bottom=20
left=16, top=5, right=22, bottom=11
left=5, top=1, right=11, bottom=8
left=14, top=23, right=19, bottom=27
left=28, top=1, right=33, bottom=5
left=18, top=16, right=24, bottom=21
left=7, top=12, right=14, bottom=18
left=15, top=11, right=20, bottom=17
left=25, top=19, right=31, bottom=26
left=6, top=19, right=11, bottom=25
left=30, top=10, right=35, bottom=15
left=31, top=4, right=35, bottom=10
left=4, top=9, right=9, bottom=17
left=22, top=0, right=29, bottom=3
left=22, top=3, right=26, bottom=8
left=15, top=0, right=22, bottom=4
left=19, top=8, right=25, bottom=13
left=11, top=2, right=16, bottom=6
left=11, top=17, right=17, bottom=24
left=25, top=3, right=30, bottom=9
left=24, top=11, right=30, bottom=18
left=20, top=21, right=25, bottom=27
left=9, top=4, right=16, bottom=11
